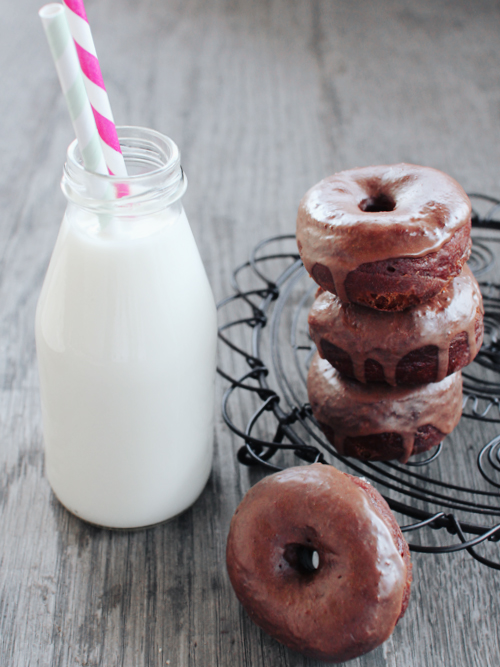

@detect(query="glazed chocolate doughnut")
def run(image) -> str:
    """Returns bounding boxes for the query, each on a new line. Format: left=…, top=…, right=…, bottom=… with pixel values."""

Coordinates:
left=308, top=265, right=484, bottom=386
left=226, top=464, right=412, bottom=663
left=296, top=164, right=472, bottom=311
left=307, top=353, right=463, bottom=462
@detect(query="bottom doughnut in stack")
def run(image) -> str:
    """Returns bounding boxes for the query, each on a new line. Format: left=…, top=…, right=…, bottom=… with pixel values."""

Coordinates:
left=308, top=353, right=463, bottom=463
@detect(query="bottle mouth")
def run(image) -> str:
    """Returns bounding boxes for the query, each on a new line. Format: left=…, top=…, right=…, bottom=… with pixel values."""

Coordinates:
left=62, top=126, right=187, bottom=214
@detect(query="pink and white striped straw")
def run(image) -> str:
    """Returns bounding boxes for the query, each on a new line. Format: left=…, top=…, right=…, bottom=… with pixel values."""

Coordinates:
left=63, top=0, right=127, bottom=177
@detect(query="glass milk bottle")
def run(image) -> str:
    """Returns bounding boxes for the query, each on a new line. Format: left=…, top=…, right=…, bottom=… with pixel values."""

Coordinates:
left=35, top=127, right=217, bottom=529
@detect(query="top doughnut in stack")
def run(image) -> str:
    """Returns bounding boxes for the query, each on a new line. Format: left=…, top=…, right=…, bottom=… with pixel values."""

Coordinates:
left=297, top=164, right=484, bottom=463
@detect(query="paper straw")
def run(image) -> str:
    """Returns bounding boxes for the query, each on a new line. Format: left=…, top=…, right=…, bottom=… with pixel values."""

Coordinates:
left=63, top=0, right=128, bottom=177
left=39, top=4, right=108, bottom=176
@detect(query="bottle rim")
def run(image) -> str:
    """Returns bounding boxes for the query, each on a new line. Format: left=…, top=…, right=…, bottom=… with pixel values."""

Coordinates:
left=61, top=126, right=187, bottom=214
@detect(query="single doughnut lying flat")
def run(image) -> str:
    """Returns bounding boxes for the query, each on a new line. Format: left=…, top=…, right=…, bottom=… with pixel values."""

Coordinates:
left=226, top=464, right=412, bottom=663
left=308, top=353, right=463, bottom=462
left=296, top=164, right=472, bottom=311
left=308, top=265, right=484, bottom=386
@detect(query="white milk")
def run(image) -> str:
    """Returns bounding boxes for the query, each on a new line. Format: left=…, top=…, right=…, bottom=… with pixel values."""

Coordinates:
left=36, top=202, right=217, bottom=528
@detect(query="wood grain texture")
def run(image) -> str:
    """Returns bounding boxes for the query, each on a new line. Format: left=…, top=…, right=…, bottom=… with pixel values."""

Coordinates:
left=1, top=0, right=500, bottom=665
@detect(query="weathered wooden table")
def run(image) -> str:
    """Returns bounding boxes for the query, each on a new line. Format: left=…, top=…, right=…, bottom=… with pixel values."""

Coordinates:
left=1, top=0, right=500, bottom=664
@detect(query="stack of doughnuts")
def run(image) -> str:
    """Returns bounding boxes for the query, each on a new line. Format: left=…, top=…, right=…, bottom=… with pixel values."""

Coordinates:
left=297, top=164, right=484, bottom=462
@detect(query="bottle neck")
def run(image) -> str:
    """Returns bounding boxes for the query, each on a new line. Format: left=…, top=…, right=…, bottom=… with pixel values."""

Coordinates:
left=61, top=126, right=187, bottom=217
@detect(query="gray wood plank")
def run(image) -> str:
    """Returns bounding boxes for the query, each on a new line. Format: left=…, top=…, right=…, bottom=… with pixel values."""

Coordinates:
left=1, top=0, right=500, bottom=665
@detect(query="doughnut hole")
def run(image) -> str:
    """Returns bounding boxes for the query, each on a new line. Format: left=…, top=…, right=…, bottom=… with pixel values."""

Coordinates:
left=359, top=192, right=396, bottom=213
left=396, top=345, right=439, bottom=384
left=283, top=543, right=320, bottom=575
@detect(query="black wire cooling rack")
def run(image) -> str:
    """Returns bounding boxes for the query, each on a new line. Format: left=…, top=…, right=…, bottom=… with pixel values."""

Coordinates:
left=217, top=194, right=500, bottom=571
